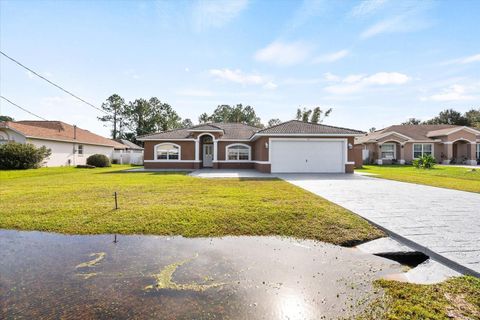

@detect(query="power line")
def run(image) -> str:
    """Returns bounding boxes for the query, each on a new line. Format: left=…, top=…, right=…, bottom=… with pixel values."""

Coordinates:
left=0, top=50, right=107, bottom=115
left=0, top=96, right=48, bottom=120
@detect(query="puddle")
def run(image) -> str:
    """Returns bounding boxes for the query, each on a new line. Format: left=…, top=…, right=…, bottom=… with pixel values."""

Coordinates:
left=0, top=230, right=404, bottom=319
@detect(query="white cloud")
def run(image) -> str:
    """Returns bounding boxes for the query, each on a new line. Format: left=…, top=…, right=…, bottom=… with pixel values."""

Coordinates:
left=359, top=2, right=433, bottom=39
left=312, top=49, right=349, bottom=63
left=209, top=68, right=277, bottom=89
left=349, top=0, right=387, bottom=18
left=254, top=41, right=312, bottom=66
left=323, top=72, right=341, bottom=82
left=442, top=53, right=480, bottom=65
left=324, top=71, right=410, bottom=94
left=192, top=0, right=248, bottom=31
left=423, top=85, right=475, bottom=102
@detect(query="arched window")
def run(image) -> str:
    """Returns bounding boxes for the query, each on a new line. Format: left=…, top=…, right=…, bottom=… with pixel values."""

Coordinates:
left=226, top=144, right=251, bottom=161
left=155, top=143, right=180, bottom=160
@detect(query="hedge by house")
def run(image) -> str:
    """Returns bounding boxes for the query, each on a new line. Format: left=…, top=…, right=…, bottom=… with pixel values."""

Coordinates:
left=86, top=154, right=111, bottom=167
left=0, top=142, right=51, bottom=170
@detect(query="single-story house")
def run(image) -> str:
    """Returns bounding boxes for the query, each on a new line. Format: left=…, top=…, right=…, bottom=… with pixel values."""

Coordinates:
left=355, top=124, right=480, bottom=165
left=137, top=120, right=364, bottom=173
left=0, top=120, right=126, bottom=166
left=112, top=139, right=144, bottom=165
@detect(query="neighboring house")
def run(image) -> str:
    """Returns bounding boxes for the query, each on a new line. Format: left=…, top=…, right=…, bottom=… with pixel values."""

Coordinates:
left=0, top=120, right=126, bottom=166
left=112, top=139, right=144, bottom=165
left=355, top=125, right=480, bottom=165
left=137, top=120, right=364, bottom=173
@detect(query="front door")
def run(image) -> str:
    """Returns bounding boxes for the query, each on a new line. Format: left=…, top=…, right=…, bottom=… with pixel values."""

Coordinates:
left=203, top=144, right=213, bottom=167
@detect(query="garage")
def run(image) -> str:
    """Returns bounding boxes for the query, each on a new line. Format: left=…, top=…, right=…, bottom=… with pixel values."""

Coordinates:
left=270, top=139, right=346, bottom=173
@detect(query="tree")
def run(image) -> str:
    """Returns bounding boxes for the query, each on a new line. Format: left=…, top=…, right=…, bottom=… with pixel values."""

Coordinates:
left=296, top=107, right=332, bottom=123
left=98, top=94, right=126, bottom=139
left=465, top=108, right=480, bottom=128
left=424, top=109, right=469, bottom=125
left=149, top=97, right=182, bottom=132
left=181, top=118, right=193, bottom=128
left=0, top=115, right=14, bottom=122
left=369, top=127, right=376, bottom=133
left=124, top=98, right=157, bottom=137
left=267, top=118, right=282, bottom=127
left=198, top=113, right=210, bottom=124
left=200, top=104, right=262, bottom=127
left=402, top=118, right=422, bottom=125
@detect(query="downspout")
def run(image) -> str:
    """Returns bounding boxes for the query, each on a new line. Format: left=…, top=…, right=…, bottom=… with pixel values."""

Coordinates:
left=73, top=125, right=77, bottom=166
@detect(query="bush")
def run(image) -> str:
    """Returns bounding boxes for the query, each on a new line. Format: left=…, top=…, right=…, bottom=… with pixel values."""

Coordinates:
left=86, top=154, right=111, bottom=167
left=76, top=164, right=96, bottom=169
left=413, top=154, right=436, bottom=169
left=0, top=142, right=51, bottom=170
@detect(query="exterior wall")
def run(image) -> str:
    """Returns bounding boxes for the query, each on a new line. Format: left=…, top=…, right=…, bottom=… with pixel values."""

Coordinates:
left=353, top=145, right=363, bottom=168
left=27, top=138, right=113, bottom=167
left=217, top=162, right=254, bottom=169
left=253, top=137, right=269, bottom=161
left=0, top=128, right=26, bottom=143
left=143, top=140, right=195, bottom=161
left=217, top=141, right=254, bottom=161
left=439, top=130, right=477, bottom=143
left=254, top=162, right=271, bottom=173
left=144, top=161, right=197, bottom=170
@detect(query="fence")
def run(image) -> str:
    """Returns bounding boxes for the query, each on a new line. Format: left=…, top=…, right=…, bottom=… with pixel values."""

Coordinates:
left=112, top=151, right=143, bottom=165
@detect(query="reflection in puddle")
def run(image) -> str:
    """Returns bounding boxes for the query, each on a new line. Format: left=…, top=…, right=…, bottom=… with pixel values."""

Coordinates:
left=0, top=230, right=403, bottom=319
left=144, top=253, right=226, bottom=292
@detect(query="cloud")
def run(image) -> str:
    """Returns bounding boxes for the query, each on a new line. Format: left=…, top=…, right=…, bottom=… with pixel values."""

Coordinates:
left=313, top=49, right=349, bottom=63
left=349, top=0, right=387, bottom=18
left=288, top=0, right=327, bottom=29
left=423, top=85, right=475, bottom=102
left=324, top=72, right=410, bottom=94
left=192, top=0, right=248, bottom=31
left=254, top=41, right=312, bottom=66
left=359, top=2, right=433, bottom=39
left=442, top=53, right=480, bottom=65
left=209, top=68, right=277, bottom=89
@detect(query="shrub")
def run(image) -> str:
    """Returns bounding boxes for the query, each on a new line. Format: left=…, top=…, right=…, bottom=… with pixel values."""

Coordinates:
left=86, top=154, right=111, bottom=167
left=76, top=164, right=96, bottom=169
left=413, top=154, right=436, bottom=169
left=0, top=142, right=51, bottom=170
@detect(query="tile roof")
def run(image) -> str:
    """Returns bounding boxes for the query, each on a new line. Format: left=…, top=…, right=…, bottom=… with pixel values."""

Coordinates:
left=138, top=123, right=261, bottom=140
left=255, top=120, right=365, bottom=135
left=0, top=121, right=125, bottom=148
left=355, top=124, right=458, bottom=144
left=114, top=139, right=144, bottom=150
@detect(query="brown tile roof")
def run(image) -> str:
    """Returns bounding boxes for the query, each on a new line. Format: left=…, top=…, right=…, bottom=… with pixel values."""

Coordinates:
left=138, top=123, right=261, bottom=140
left=355, top=124, right=458, bottom=144
left=0, top=121, right=125, bottom=148
left=255, top=120, right=365, bottom=135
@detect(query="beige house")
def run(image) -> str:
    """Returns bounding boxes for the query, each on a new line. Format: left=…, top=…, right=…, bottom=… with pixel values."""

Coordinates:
left=355, top=125, right=480, bottom=165
left=0, top=120, right=125, bottom=167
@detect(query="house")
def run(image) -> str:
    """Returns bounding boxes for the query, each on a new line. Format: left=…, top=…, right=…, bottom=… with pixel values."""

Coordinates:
left=137, top=120, right=364, bottom=173
left=355, top=125, right=480, bottom=165
left=112, top=139, right=144, bottom=165
left=0, top=120, right=126, bottom=166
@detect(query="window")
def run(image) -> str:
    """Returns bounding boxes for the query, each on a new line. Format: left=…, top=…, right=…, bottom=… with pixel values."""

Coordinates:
left=155, top=143, right=180, bottom=160
left=413, top=143, right=433, bottom=159
left=380, top=143, right=395, bottom=159
left=477, top=144, right=480, bottom=160
left=77, top=145, right=84, bottom=155
left=226, top=144, right=250, bottom=161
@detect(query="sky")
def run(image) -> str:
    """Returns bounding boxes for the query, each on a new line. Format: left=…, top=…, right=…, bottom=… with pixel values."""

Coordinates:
left=1, top=0, right=479, bottom=136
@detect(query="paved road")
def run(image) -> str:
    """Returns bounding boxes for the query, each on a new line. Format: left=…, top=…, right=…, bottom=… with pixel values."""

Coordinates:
left=278, top=173, right=480, bottom=276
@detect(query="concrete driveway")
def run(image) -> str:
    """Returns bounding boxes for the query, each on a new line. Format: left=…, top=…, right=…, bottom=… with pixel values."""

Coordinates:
left=278, top=173, right=480, bottom=277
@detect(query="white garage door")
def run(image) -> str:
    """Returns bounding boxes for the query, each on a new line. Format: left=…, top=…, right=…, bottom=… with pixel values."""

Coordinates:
left=270, top=139, right=345, bottom=173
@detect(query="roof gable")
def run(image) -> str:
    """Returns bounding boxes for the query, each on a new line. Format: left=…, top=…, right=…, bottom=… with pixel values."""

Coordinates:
left=0, top=121, right=124, bottom=148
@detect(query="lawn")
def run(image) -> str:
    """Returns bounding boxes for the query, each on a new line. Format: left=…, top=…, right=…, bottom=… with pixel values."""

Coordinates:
left=0, top=165, right=383, bottom=246
left=356, top=165, right=480, bottom=193
left=360, top=276, right=480, bottom=319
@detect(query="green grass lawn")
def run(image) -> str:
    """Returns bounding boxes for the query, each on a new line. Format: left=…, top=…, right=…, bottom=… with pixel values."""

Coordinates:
left=360, top=276, right=480, bottom=319
left=0, top=165, right=383, bottom=245
left=356, top=165, right=480, bottom=193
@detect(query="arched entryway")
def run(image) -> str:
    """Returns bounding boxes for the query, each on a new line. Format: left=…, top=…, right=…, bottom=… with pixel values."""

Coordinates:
left=200, top=134, right=214, bottom=167
left=452, top=139, right=470, bottom=164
